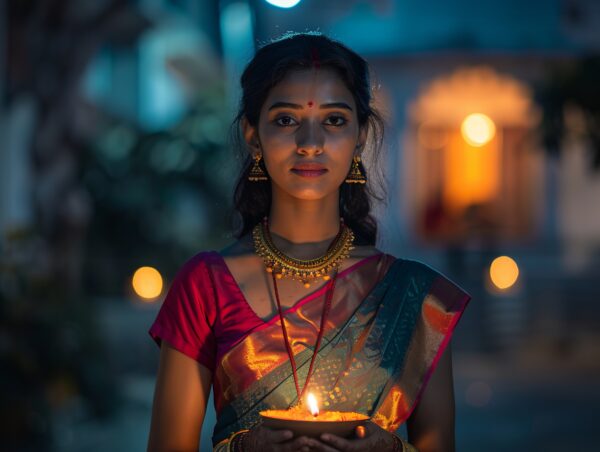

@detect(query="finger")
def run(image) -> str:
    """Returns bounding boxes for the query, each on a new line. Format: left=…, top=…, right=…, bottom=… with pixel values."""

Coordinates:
left=259, top=425, right=294, bottom=443
left=320, top=433, right=354, bottom=451
left=304, top=439, right=339, bottom=452
left=290, top=435, right=314, bottom=449
left=355, top=425, right=366, bottom=439
left=280, top=435, right=315, bottom=452
left=365, top=420, right=382, bottom=436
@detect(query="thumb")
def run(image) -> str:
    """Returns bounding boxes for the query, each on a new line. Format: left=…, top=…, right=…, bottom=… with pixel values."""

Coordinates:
left=355, top=425, right=367, bottom=439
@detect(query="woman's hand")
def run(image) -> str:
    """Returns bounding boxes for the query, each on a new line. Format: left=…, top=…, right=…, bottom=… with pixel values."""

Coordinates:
left=244, top=424, right=324, bottom=452
left=316, top=421, right=396, bottom=452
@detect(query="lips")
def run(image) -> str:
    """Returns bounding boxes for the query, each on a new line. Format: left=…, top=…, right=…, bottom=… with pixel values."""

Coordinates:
left=291, top=163, right=328, bottom=178
left=291, top=169, right=327, bottom=177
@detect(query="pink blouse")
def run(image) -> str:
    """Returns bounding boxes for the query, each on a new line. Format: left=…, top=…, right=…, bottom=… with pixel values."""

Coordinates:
left=148, top=250, right=383, bottom=372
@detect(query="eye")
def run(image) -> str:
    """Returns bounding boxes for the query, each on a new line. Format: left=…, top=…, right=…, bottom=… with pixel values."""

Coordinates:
left=274, top=115, right=298, bottom=127
left=324, top=115, right=348, bottom=127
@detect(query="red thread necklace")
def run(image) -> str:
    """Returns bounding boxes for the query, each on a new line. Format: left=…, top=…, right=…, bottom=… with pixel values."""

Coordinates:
left=265, top=220, right=339, bottom=403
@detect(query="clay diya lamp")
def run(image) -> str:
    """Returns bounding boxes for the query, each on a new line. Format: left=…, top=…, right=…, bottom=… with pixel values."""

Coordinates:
left=260, top=393, right=369, bottom=439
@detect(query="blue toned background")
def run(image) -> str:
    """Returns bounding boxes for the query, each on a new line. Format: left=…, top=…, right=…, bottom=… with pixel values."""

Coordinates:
left=1, top=0, right=599, bottom=450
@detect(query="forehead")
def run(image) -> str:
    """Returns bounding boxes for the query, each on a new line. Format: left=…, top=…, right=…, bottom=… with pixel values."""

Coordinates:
left=264, top=68, right=355, bottom=106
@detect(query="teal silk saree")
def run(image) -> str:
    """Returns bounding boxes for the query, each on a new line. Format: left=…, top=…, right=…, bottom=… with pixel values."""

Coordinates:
left=210, top=254, right=470, bottom=447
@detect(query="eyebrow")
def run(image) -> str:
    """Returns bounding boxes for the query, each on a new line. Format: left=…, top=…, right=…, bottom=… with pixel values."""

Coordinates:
left=267, top=101, right=353, bottom=111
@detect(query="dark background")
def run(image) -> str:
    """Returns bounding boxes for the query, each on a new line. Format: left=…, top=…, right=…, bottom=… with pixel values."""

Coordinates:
left=1, top=0, right=599, bottom=450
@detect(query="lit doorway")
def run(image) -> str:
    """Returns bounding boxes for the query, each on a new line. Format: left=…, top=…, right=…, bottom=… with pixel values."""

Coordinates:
left=404, top=66, right=542, bottom=246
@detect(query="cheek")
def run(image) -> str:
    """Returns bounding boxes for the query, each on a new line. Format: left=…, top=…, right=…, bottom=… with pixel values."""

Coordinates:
left=258, top=124, right=295, bottom=155
left=329, top=135, right=358, bottom=166
left=331, top=133, right=358, bottom=152
left=328, top=122, right=361, bottom=149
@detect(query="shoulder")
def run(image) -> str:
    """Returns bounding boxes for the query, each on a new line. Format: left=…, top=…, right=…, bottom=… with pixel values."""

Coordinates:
left=391, top=257, right=442, bottom=278
left=217, top=234, right=263, bottom=270
left=156, top=251, right=221, bottom=325
left=174, top=235, right=253, bottom=275
left=388, top=256, right=471, bottom=309
left=167, top=251, right=226, bottom=297
left=176, top=250, right=221, bottom=277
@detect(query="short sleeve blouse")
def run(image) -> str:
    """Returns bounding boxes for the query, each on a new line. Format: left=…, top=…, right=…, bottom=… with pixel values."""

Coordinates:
left=148, top=251, right=268, bottom=372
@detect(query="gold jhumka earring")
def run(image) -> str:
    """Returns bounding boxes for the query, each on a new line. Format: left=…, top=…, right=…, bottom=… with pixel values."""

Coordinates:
left=248, top=153, right=268, bottom=182
left=345, top=155, right=367, bottom=184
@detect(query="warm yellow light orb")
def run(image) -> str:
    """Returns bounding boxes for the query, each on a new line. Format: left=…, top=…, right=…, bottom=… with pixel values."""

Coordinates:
left=132, top=266, right=163, bottom=300
left=461, top=113, right=496, bottom=147
left=489, top=256, right=519, bottom=290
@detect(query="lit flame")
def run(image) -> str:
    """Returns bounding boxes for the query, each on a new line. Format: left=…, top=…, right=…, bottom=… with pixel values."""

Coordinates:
left=307, top=393, right=319, bottom=417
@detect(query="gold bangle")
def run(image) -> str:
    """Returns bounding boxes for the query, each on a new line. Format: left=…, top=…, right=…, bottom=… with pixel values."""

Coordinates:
left=391, top=434, right=404, bottom=452
left=213, top=438, right=229, bottom=452
left=227, top=429, right=250, bottom=452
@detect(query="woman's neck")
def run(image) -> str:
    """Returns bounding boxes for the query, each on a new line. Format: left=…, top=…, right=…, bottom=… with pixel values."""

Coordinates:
left=267, top=190, right=341, bottom=259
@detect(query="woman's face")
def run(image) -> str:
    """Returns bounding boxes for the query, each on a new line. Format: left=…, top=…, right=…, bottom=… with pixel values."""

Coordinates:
left=244, top=68, right=366, bottom=201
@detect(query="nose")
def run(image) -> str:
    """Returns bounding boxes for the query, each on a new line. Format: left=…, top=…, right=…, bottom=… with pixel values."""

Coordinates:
left=295, top=119, right=324, bottom=155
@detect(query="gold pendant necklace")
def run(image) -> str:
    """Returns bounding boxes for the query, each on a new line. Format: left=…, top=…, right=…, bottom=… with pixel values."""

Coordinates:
left=252, top=216, right=355, bottom=287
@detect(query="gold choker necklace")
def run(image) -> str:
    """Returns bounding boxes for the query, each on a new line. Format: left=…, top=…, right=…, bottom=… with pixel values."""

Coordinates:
left=252, top=217, right=355, bottom=287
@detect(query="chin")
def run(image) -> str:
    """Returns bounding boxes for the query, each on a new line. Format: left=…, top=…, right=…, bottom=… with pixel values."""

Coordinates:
left=291, top=191, right=329, bottom=201
left=271, top=177, right=342, bottom=202
left=287, top=184, right=340, bottom=201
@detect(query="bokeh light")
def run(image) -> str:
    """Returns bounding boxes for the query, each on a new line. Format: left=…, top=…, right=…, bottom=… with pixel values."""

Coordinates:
left=490, top=256, right=519, bottom=290
left=132, top=266, right=163, bottom=300
left=461, top=113, right=496, bottom=147
left=265, top=0, right=302, bottom=8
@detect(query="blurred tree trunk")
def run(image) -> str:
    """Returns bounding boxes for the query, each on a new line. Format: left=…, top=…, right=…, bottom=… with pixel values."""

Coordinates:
left=4, top=0, right=149, bottom=298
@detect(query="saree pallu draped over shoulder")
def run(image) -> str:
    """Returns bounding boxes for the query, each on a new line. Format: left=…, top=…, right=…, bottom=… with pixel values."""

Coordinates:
left=210, top=254, right=470, bottom=447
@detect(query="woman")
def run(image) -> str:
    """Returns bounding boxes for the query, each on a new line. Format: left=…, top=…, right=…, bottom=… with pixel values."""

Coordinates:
left=147, top=32, right=470, bottom=452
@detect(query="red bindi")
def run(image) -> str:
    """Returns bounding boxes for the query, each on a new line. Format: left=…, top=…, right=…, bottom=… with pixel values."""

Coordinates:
left=307, top=101, right=314, bottom=108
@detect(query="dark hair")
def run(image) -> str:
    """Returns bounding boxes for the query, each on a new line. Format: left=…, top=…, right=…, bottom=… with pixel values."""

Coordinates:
left=230, top=32, right=385, bottom=246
